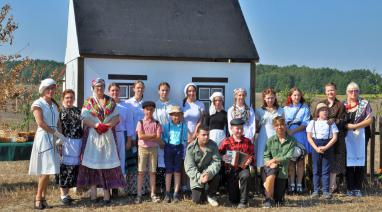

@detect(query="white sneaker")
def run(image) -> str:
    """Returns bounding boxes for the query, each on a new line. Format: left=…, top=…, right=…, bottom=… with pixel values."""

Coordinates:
left=207, top=195, right=219, bottom=207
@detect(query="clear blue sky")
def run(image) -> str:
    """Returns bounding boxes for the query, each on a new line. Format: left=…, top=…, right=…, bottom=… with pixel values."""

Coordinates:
left=1, top=0, right=382, bottom=74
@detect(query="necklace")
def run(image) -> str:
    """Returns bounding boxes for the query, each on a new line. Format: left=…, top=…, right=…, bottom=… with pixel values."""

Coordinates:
left=346, top=101, right=358, bottom=111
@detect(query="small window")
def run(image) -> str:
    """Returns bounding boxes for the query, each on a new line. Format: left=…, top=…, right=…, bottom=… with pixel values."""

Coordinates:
left=196, top=85, right=225, bottom=109
left=117, top=83, right=135, bottom=100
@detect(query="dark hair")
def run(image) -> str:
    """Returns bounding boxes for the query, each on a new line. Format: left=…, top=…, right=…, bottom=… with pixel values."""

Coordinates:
left=158, top=82, right=170, bottom=90
left=272, top=116, right=286, bottom=126
left=325, top=82, right=337, bottom=90
left=261, top=88, right=279, bottom=108
left=197, top=125, right=209, bottom=133
left=108, top=83, right=120, bottom=91
left=134, top=80, right=145, bottom=88
left=285, top=87, right=305, bottom=106
left=61, top=89, right=75, bottom=100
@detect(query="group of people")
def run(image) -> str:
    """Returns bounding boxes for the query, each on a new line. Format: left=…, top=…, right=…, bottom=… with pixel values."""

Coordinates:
left=28, top=78, right=372, bottom=209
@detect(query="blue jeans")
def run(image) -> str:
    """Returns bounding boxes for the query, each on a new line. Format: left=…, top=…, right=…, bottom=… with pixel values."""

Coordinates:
left=312, top=138, right=333, bottom=193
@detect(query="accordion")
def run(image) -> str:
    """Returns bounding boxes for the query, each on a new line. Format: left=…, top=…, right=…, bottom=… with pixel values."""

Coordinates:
left=222, top=150, right=251, bottom=167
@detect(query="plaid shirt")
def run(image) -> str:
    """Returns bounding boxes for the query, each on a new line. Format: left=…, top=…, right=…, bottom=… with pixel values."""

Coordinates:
left=219, top=136, right=255, bottom=169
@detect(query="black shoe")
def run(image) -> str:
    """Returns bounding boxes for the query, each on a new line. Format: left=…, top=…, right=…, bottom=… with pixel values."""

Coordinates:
left=102, top=199, right=111, bottom=206
left=183, top=190, right=192, bottom=200
left=61, top=197, right=72, bottom=205
left=111, top=189, right=119, bottom=198
left=41, top=199, right=52, bottom=209
left=163, top=192, right=172, bottom=203
left=173, top=193, right=180, bottom=203
left=262, top=198, right=272, bottom=208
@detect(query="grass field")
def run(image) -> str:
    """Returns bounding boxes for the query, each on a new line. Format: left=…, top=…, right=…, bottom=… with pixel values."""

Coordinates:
left=0, top=161, right=382, bottom=211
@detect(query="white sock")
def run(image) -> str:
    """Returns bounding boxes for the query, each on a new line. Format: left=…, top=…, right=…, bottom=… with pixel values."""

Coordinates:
left=61, top=195, right=67, bottom=200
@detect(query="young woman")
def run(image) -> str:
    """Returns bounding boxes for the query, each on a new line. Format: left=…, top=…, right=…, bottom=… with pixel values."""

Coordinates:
left=124, top=80, right=150, bottom=195
left=227, top=88, right=256, bottom=142
left=181, top=83, right=205, bottom=196
left=203, top=92, right=228, bottom=147
left=29, top=78, right=61, bottom=209
left=153, top=82, right=177, bottom=195
left=76, top=78, right=125, bottom=205
left=284, top=87, right=311, bottom=194
left=344, top=82, right=372, bottom=197
left=108, top=83, right=131, bottom=196
left=55, top=89, right=83, bottom=205
left=317, top=83, right=346, bottom=193
left=255, top=88, right=284, bottom=168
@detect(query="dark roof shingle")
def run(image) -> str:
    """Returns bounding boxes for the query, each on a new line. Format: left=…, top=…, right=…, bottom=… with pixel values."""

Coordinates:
left=73, top=0, right=259, bottom=61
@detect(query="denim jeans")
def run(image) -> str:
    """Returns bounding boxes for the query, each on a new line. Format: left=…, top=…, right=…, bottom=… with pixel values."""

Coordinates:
left=312, top=138, right=333, bottom=193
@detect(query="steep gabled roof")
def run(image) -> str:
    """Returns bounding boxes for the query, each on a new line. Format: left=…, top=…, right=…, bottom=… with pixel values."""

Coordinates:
left=73, top=0, right=259, bottom=62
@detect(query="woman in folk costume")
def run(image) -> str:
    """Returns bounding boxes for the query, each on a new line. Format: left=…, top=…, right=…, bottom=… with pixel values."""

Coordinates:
left=227, top=88, right=256, bottom=142
left=76, top=78, right=125, bottom=205
left=343, top=82, right=372, bottom=197
left=255, top=88, right=284, bottom=168
left=203, top=91, right=228, bottom=147
left=29, top=78, right=62, bottom=209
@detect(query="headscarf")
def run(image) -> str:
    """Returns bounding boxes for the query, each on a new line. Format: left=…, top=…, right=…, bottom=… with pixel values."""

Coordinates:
left=209, top=92, right=224, bottom=115
left=232, top=88, right=250, bottom=123
left=91, top=78, right=106, bottom=93
left=39, top=78, right=56, bottom=94
left=183, top=83, right=197, bottom=97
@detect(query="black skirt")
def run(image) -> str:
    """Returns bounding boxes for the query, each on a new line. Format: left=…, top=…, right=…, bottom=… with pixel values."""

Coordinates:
left=55, top=164, right=79, bottom=188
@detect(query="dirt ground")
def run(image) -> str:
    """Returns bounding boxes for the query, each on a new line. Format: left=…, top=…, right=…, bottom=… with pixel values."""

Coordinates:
left=0, top=161, right=382, bottom=211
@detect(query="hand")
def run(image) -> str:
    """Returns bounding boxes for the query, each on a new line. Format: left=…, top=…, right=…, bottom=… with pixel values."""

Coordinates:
left=327, top=119, right=335, bottom=125
left=54, top=131, right=67, bottom=142
left=200, top=172, right=209, bottom=184
left=315, top=146, right=325, bottom=154
left=126, top=140, right=132, bottom=151
left=346, top=123, right=357, bottom=130
left=96, top=123, right=109, bottom=134
left=318, top=146, right=327, bottom=152
left=159, top=140, right=165, bottom=149
left=287, top=129, right=294, bottom=136
left=55, top=139, right=64, bottom=146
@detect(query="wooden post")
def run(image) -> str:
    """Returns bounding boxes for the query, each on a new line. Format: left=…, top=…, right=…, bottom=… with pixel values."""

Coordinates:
left=369, top=116, right=376, bottom=182
left=379, top=116, right=382, bottom=170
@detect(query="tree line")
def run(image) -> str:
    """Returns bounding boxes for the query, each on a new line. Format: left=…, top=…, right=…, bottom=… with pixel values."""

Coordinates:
left=256, top=64, right=382, bottom=94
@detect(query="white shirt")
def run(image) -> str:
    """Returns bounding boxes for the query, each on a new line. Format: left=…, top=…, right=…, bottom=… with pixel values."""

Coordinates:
left=115, top=102, right=129, bottom=132
left=182, top=100, right=205, bottom=134
left=154, top=99, right=178, bottom=126
left=125, top=97, right=144, bottom=137
left=306, top=119, right=339, bottom=139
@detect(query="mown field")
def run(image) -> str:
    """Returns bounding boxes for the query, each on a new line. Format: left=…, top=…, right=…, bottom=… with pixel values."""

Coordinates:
left=0, top=161, right=382, bottom=211
left=0, top=93, right=382, bottom=211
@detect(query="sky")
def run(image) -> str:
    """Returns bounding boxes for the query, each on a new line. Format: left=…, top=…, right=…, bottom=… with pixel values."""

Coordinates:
left=1, top=0, right=381, bottom=74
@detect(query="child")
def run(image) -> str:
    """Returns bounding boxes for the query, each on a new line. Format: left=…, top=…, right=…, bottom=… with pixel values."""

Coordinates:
left=135, top=101, right=164, bottom=204
left=162, top=106, right=188, bottom=203
left=262, top=116, right=296, bottom=208
left=306, top=103, right=338, bottom=199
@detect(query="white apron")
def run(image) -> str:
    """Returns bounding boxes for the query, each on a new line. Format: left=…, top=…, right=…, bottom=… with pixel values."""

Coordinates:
left=209, top=129, right=226, bottom=147
left=345, top=128, right=365, bottom=167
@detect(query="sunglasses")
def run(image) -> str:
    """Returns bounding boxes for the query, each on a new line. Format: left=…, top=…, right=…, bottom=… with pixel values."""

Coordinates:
left=347, top=90, right=359, bottom=94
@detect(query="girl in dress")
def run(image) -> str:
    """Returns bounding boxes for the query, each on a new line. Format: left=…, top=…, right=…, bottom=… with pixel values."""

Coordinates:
left=29, top=78, right=62, bottom=209
left=284, top=87, right=311, bottom=194
left=255, top=88, right=284, bottom=168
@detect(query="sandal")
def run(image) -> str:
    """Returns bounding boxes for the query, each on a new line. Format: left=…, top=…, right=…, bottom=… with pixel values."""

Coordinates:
left=34, top=199, right=45, bottom=210
left=41, top=199, right=52, bottom=208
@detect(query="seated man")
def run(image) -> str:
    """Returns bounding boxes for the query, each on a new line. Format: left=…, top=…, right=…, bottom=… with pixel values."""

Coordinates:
left=219, top=118, right=254, bottom=209
left=184, top=126, right=221, bottom=207
left=262, top=116, right=296, bottom=208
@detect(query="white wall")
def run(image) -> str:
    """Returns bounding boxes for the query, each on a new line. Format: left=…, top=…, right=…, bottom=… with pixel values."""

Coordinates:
left=64, top=59, right=79, bottom=105
left=83, top=58, right=251, bottom=108
left=64, top=0, right=80, bottom=64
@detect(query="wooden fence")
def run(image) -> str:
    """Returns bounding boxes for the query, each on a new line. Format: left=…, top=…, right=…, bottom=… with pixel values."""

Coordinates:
left=367, top=116, right=381, bottom=182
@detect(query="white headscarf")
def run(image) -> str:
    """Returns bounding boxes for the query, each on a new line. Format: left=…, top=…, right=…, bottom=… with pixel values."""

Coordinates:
left=183, top=83, right=197, bottom=97
left=38, top=78, right=56, bottom=94
left=209, top=92, right=224, bottom=115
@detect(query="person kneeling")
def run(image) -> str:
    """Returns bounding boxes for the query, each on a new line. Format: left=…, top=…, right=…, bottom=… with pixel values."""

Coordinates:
left=219, top=118, right=255, bottom=209
left=263, top=116, right=296, bottom=208
left=184, top=126, right=221, bottom=207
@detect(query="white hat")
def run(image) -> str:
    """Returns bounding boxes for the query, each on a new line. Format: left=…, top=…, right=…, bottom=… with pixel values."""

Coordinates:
left=209, top=92, right=224, bottom=102
left=39, top=78, right=56, bottom=94
left=183, top=83, right=196, bottom=97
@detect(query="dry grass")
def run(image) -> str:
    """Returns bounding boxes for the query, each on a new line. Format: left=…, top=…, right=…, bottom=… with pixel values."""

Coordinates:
left=1, top=161, right=382, bottom=211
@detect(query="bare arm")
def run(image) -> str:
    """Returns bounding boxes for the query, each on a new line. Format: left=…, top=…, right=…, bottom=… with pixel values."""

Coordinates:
left=347, top=117, right=372, bottom=130
left=323, top=133, right=337, bottom=151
